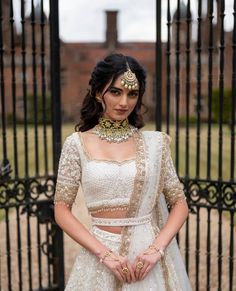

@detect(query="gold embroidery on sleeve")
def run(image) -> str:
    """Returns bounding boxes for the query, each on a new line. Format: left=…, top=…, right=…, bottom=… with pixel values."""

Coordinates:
left=54, top=136, right=81, bottom=206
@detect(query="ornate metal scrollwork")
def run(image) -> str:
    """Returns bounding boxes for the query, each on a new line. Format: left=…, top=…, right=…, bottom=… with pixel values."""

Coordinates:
left=182, top=178, right=236, bottom=211
left=0, top=159, right=12, bottom=183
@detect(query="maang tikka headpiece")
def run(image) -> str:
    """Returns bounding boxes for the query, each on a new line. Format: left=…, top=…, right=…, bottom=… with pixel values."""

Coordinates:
left=120, top=62, right=138, bottom=90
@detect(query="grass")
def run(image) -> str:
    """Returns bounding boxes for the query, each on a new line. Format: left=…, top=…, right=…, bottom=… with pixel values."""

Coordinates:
left=144, top=122, right=235, bottom=182
left=0, top=122, right=235, bottom=181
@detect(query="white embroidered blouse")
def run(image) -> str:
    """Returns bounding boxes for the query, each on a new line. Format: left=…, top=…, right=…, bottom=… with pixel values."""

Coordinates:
left=54, top=131, right=185, bottom=213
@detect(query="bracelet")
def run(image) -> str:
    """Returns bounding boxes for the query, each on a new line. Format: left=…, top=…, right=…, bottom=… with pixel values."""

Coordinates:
left=148, top=244, right=165, bottom=257
left=99, top=250, right=113, bottom=263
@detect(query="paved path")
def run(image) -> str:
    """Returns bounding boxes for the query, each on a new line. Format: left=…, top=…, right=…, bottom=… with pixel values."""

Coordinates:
left=1, top=191, right=235, bottom=290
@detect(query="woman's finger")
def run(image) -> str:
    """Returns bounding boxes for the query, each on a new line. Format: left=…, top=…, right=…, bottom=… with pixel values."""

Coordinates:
left=140, top=264, right=152, bottom=280
left=126, top=261, right=136, bottom=283
left=114, top=269, right=125, bottom=283
left=136, top=260, right=148, bottom=280
left=117, top=264, right=128, bottom=282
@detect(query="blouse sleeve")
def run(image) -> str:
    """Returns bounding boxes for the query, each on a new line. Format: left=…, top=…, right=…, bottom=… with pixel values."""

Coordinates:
left=54, top=135, right=81, bottom=207
left=162, top=132, right=186, bottom=208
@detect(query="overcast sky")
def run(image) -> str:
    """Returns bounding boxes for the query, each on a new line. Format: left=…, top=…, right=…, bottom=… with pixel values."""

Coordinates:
left=13, top=0, right=234, bottom=43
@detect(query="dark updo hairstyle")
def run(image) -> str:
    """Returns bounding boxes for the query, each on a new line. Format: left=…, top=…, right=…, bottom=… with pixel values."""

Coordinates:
left=75, top=53, right=146, bottom=132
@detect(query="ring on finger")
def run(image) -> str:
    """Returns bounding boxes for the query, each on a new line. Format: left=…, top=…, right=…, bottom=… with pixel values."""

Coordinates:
left=136, top=261, right=144, bottom=271
left=122, top=266, right=129, bottom=274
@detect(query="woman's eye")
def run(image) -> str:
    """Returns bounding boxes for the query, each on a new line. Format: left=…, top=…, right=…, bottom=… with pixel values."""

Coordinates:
left=110, top=89, right=120, bottom=96
left=129, top=91, right=139, bottom=98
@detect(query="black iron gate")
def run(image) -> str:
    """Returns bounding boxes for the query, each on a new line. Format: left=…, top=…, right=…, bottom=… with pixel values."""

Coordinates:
left=156, top=0, right=236, bottom=290
left=0, top=0, right=63, bottom=290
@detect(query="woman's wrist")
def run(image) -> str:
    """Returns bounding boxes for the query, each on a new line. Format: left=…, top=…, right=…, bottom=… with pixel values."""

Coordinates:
left=149, top=244, right=165, bottom=257
left=144, top=243, right=166, bottom=258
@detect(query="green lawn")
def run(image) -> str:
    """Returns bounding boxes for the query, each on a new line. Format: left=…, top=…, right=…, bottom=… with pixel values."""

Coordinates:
left=0, top=122, right=235, bottom=181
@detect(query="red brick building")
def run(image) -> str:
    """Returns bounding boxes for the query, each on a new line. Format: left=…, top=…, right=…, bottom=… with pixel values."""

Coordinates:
left=1, top=2, right=233, bottom=124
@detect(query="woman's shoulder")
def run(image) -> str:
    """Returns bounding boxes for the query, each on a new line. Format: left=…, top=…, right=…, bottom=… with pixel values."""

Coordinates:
left=141, top=130, right=169, bottom=138
left=61, top=132, right=82, bottom=149
left=141, top=130, right=172, bottom=145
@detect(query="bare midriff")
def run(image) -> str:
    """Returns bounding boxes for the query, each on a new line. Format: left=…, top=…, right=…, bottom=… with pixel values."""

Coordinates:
left=91, top=209, right=128, bottom=234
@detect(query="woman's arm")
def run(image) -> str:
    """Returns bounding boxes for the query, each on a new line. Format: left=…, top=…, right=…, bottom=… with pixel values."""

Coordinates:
left=152, top=199, right=188, bottom=249
left=54, top=204, right=135, bottom=283
left=54, top=203, right=107, bottom=256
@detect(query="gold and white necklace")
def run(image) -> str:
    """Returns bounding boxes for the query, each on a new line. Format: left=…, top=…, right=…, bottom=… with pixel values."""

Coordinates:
left=93, top=117, right=137, bottom=143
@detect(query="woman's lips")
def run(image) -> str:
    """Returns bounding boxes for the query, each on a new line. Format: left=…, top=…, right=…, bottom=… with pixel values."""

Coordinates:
left=115, top=109, right=128, bottom=114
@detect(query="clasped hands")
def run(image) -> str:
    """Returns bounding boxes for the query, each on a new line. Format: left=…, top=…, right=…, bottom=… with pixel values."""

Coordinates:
left=100, top=244, right=165, bottom=283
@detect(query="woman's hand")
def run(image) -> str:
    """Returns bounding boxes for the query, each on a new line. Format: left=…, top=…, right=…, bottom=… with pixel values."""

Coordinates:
left=100, top=250, right=136, bottom=284
left=133, top=247, right=163, bottom=281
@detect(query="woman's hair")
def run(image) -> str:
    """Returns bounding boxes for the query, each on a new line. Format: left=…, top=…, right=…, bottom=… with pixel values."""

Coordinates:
left=75, top=53, right=146, bottom=132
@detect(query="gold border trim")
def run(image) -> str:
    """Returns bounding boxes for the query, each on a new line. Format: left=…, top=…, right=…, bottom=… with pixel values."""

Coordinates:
left=116, top=131, right=146, bottom=290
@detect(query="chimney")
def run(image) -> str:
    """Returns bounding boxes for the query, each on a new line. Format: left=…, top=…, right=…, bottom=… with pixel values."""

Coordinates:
left=105, top=11, right=118, bottom=51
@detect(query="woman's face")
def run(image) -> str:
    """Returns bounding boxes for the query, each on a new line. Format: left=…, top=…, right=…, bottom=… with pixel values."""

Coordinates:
left=101, top=75, right=139, bottom=121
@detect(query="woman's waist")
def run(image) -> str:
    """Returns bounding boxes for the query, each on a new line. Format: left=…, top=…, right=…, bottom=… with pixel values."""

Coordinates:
left=91, top=213, right=152, bottom=227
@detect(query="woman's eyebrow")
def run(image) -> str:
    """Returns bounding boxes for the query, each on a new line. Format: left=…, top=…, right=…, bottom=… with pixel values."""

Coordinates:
left=109, top=86, right=122, bottom=91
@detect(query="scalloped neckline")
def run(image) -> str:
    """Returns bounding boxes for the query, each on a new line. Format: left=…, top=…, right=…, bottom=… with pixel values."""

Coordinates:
left=77, top=132, right=136, bottom=165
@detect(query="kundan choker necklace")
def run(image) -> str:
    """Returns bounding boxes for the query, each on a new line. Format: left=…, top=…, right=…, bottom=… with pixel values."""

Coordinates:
left=93, top=117, right=137, bottom=143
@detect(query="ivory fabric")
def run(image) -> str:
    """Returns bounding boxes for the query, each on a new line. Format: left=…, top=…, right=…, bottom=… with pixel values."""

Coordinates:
left=54, top=131, right=192, bottom=291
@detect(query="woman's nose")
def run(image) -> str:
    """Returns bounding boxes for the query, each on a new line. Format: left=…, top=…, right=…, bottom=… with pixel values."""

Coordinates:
left=119, top=94, right=128, bottom=106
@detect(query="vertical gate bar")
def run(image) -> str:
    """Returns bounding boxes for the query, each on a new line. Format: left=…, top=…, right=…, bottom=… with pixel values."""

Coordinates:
left=36, top=217, right=42, bottom=289
left=50, top=0, right=61, bottom=173
left=16, top=206, right=23, bottom=291
left=166, top=0, right=171, bottom=134
left=10, top=0, right=18, bottom=178
left=218, top=0, right=225, bottom=181
left=31, top=0, right=39, bottom=176
left=206, top=208, right=211, bottom=290
left=26, top=206, right=33, bottom=291
left=156, top=0, right=162, bottom=131
left=5, top=209, right=12, bottom=291
left=175, top=0, right=180, bottom=173
left=46, top=223, right=51, bottom=286
left=185, top=0, right=191, bottom=178
left=218, top=209, right=223, bottom=290
left=231, top=0, right=236, bottom=181
left=207, top=0, right=214, bottom=180
left=196, top=0, right=202, bottom=179
left=217, top=2, right=225, bottom=286
left=20, top=0, right=32, bottom=288
left=229, top=211, right=234, bottom=291
left=195, top=206, right=200, bottom=291
left=185, top=215, right=189, bottom=274
left=21, top=0, right=29, bottom=178
left=40, top=0, right=48, bottom=175
left=0, top=0, right=7, bottom=162
left=195, top=205, right=200, bottom=291
left=49, top=1, right=64, bottom=289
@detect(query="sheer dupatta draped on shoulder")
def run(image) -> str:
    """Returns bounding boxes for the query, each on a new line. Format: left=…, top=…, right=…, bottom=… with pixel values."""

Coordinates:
left=116, top=131, right=191, bottom=291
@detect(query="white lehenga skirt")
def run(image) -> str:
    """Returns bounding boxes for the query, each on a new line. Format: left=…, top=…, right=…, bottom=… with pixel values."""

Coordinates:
left=65, top=224, right=192, bottom=291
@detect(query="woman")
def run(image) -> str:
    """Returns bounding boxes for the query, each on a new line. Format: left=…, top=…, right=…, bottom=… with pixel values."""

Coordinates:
left=54, top=53, right=192, bottom=290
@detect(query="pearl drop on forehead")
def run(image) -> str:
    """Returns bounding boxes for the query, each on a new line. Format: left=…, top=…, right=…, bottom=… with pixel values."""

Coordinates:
left=120, top=62, right=138, bottom=91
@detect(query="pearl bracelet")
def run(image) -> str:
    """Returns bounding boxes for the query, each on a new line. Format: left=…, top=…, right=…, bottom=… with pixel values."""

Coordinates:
left=149, top=244, right=165, bottom=257
left=99, top=250, right=113, bottom=263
